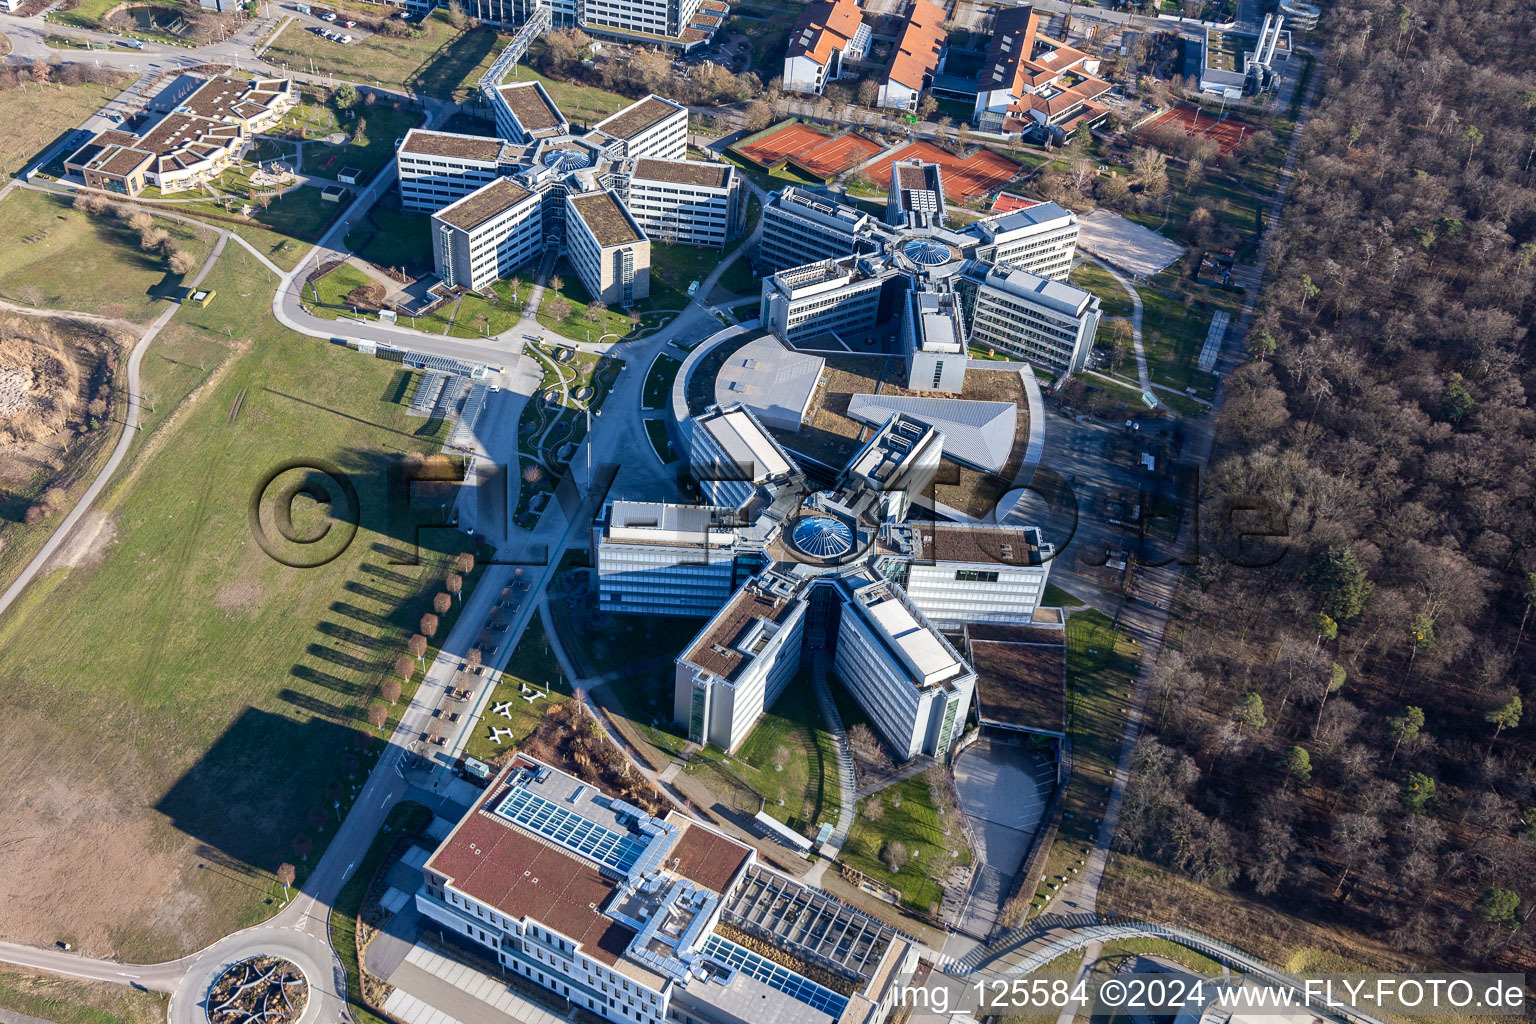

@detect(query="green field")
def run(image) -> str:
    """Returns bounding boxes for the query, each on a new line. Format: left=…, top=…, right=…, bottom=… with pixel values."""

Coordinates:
left=535, top=262, right=641, bottom=342
left=1137, top=283, right=1222, bottom=398
left=1042, top=583, right=1084, bottom=608
left=0, top=190, right=215, bottom=321
left=50, top=0, right=120, bottom=30
left=642, top=353, right=682, bottom=410
left=842, top=773, right=970, bottom=914
left=297, top=100, right=423, bottom=184
left=0, top=242, right=482, bottom=961
left=1070, top=261, right=1134, bottom=319
left=265, top=12, right=503, bottom=103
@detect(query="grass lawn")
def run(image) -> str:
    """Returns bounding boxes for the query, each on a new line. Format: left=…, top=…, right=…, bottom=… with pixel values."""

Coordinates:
left=445, top=278, right=530, bottom=339
left=329, top=801, right=434, bottom=1024
left=1031, top=610, right=1139, bottom=918
left=1097, top=937, right=1226, bottom=975
left=264, top=13, right=502, bottom=103
left=731, top=6, right=798, bottom=67
left=842, top=775, right=969, bottom=915
left=716, top=257, right=758, bottom=296
left=644, top=419, right=678, bottom=463
left=536, top=262, right=641, bottom=342
left=172, top=182, right=340, bottom=251
left=642, top=353, right=682, bottom=410
left=0, top=190, right=215, bottom=322
left=0, top=969, right=167, bottom=1024
left=649, top=241, right=726, bottom=301
left=0, top=78, right=127, bottom=179
left=300, top=260, right=378, bottom=319
left=50, top=0, right=119, bottom=30
left=1070, top=261, right=1134, bottom=319
left=461, top=616, right=569, bottom=763
left=1137, top=284, right=1220, bottom=398
left=344, top=193, right=432, bottom=274
left=1042, top=583, right=1084, bottom=608
left=504, top=61, right=632, bottom=128
left=0, top=242, right=484, bottom=961
left=300, top=101, right=423, bottom=184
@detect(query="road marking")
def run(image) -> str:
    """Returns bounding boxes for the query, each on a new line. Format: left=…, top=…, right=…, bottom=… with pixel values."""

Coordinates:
left=380, top=795, right=390, bottom=809
left=343, top=861, right=355, bottom=881
left=115, top=972, right=140, bottom=978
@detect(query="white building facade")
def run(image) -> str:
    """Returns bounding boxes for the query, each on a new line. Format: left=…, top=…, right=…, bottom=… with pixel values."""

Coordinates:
left=970, top=264, right=1100, bottom=376
left=431, top=178, right=543, bottom=291
left=623, top=158, right=742, bottom=248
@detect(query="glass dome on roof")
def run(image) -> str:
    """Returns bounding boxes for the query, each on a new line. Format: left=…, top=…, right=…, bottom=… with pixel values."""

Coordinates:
left=791, top=516, right=854, bottom=559
left=902, top=238, right=954, bottom=266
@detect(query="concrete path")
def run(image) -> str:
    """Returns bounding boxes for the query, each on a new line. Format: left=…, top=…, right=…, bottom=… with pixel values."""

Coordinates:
left=1085, top=254, right=1150, bottom=395
left=810, top=653, right=856, bottom=854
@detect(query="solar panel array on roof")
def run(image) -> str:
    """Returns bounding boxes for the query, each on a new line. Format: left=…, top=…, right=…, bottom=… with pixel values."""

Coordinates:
left=494, top=787, right=647, bottom=872
left=699, top=935, right=849, bottom=1017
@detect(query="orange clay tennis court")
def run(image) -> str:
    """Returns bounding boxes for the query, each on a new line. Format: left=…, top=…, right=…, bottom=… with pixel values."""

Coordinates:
left=1144, top=103, right=1254, bottom=156
left=866, top=142, right=1022, bottom=202
left=735, top=122, right=883, bottom=177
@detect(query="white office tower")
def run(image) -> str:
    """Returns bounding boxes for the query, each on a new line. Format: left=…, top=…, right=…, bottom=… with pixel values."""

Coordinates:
left=675, top=569, right=809, bottom=752
left=970, top=264, right=1100, bottom=376
left=842, top=414, right=943, bottom=523
left=834, top=571, right=976, bottom=760
left=684, top=405, right=803, bottom=510
left=970, top=202, right=1080, bottom=281
left=760, top=255, right=884, bottom=345
left=593, top=501, right=745, bottom=617
left=591, top=95, right=688, bottom=159
left=890, top=523, right=1054, bottom=628
left=760, top=187, right=873, bottom=271
left=623, top=158, right=743, bottom=248
left=902, top=285, right=968, bottom=393
left=397, top=129, right=514, bottom=213
left=431, top=178, right=543, bottom=290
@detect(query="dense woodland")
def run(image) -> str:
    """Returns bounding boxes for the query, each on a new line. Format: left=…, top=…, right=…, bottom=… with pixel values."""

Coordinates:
left=1115, top=0, right=1536, bottom=970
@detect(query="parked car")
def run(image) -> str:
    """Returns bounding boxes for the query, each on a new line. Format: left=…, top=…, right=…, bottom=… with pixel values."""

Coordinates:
left=320, top=10, right=336, bottom=20
left=343, top=19, right=355, bottom=27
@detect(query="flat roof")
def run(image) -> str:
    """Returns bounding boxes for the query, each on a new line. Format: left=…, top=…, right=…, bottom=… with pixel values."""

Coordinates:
left=177, top=74, right=291, bottom=124
left=569, top=190, right=644, bottom=247
left=435, top=177, right=536, bottom=232
left=670, top=821, right=752, bottom=893
left=596, top=95, right=682, bottom=141
left=712, top=334, right=825, bottom=433
left=847, top=579, right=965, bottom=687
left=722, top=865, right=900, bottom=983
left=682, top=585, right=797, bottom=682
left=967, top=626, right=1066, bottom=734
left=983, top=263, right=1094, bottom=316
left=497, top=81, right=566, bottom=133
left=399, top=127, right=505, bottom=162
left=920, top=523, right=1040, bottom=566
left=698, top=406, right=794, bottom=479
left=633, top=157, right=730, bottom=189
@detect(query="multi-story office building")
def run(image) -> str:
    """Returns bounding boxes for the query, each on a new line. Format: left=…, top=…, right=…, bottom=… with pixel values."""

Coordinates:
left=491, top=80, right=569, bottom=143
left=781, top=0, right=869, bottom=96
left=566, top=189, right=652, bottom=305
left=683, top=404, right=802, bottom=510
left=397, top=129, right=514, bottom=213
left=675, top=568, right=810, bottom=752
left=970, top=201, right=1079, bottom=280
left=759, top=187, right=874, bottom=271
left=877, top=0, right=946, bottom=112
left=834, top=570, right=975, bottom=760
left=622, top=159, right=743, bottom=248
left=419, top=755, right=918, bottom=1024
left=591, top=95, right=688, bottom=160
left=884, top=160, right=947, bottom=229
left=901, top=285, right=968, bottom=393
left=882, top=522, right=1054, bottom=629
left=431, top=178, right=543, bottom=291
left=593, top=502, right=749, bottom=617
left=842, top=414, right=943, bottom=523
left=760, top=255, right=885, bottom=344
left=969, top=263, right=1100, bottom=375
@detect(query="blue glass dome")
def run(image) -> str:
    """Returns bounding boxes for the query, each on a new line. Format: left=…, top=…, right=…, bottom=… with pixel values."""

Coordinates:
left=903, top=239, right=952, bottom=266
left=792, top=516, right=853, bottom=558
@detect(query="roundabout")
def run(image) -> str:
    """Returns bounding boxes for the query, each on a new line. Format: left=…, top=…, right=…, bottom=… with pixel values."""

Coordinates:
left=206, top=956, right=308, bottom=1024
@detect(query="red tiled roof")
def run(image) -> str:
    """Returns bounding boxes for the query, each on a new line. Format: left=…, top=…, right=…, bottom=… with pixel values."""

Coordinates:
left=884, top=0, right=947, bottom=91
left=788, top=0, right=864, bottom=67
left=427, top=797, right=635, bottom=966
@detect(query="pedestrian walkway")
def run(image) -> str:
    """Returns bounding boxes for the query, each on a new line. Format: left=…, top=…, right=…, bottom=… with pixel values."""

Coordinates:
left=810, top=654, right=856, bottom=853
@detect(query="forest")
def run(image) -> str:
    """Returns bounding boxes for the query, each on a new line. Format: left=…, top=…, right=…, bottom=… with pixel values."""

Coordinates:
left=1111, top=0, right=1536, bottom=971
